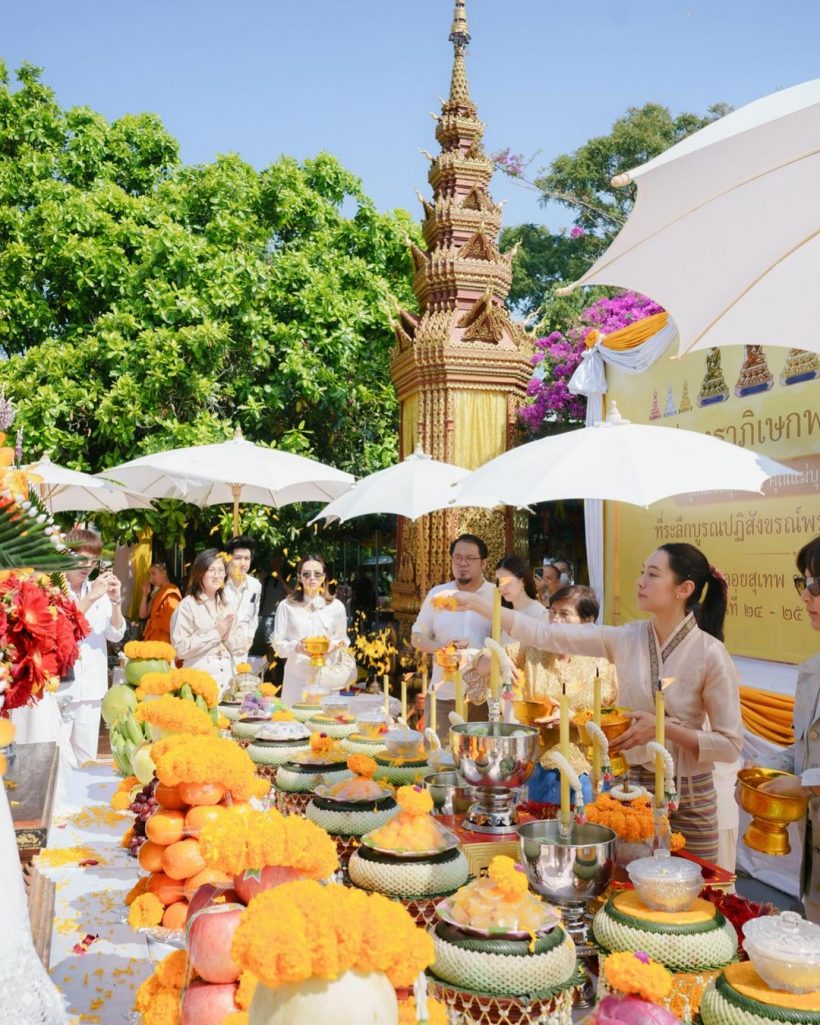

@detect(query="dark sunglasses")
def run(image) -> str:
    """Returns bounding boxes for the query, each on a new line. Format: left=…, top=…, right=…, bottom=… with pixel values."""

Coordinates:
left=794, top=575, right=820, bottom=597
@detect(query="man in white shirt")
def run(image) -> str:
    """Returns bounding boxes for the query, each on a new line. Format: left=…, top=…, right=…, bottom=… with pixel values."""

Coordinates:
left=224, top=535, right=262, bottom=669
left=64, top=528, right=126, bottom=765
left=412, top=533, right=495, bottom=740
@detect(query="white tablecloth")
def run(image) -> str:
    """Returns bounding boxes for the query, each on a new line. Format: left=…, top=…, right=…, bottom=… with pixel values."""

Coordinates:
left=41, top=758, right=170, bottom=1024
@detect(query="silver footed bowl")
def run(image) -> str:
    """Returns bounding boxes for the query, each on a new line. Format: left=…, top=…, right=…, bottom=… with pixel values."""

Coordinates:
left=449, top=722, right=539, bottom=790
left=518, top=819, right=617, bottom=905
left=424, top=770, right=474, bottom=816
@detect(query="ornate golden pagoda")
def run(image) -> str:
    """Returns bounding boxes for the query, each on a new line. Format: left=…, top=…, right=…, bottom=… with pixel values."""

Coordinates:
left=390, top=0, right=533, bottom=630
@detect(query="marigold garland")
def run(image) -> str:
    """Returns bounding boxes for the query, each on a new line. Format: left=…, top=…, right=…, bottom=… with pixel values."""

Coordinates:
left=111, top=775, right=137, bottom=811
left=223, top=1014, right=248, bottom=1025
left=395, top=785, right=433, bottom=816
left=235, top=970, right=258, bottom=1010
left=135, top=694, right=216, bottom=736
left=151, top=734, right=262, bottom=800
left=488, top=855, right=530, bottom=901
left=230, top=880, right=434, bottom=990
left=128, top=892, right=164, bottom=929
left=124, top=640, right=176, bottom=662
left=270, top=709, right=296, bottom=722
left=199, top=805, right=338, bottom=879
left=604, top=950, right=673, bottom=1004
left=347, top=754, right=377, bottom=778
left=310, top=732, right=335, bottom=754
left=135, top=672, right=175, bottom=699
left=234, top=661, right=252, bottom=674
left=169, top=667, right=219, bottom=707
left=585, top=793, right=654, bottom=842
left=124, top=876, right=149, bottom=906
left=134, top=950, right=187, bottom=1025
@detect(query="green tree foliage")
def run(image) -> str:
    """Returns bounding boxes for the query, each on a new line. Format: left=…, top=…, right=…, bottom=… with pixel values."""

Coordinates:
left=0, top=62, right=418, bottom=548
left=498, top=102, right=731, bottom=329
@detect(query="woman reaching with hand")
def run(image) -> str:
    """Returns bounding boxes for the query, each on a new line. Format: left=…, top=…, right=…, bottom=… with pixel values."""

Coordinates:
left=448, top=542, right=743, bottom=862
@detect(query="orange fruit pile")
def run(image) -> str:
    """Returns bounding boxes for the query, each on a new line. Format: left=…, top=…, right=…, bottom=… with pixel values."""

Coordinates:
left=138, top=784, right=239, bottom=928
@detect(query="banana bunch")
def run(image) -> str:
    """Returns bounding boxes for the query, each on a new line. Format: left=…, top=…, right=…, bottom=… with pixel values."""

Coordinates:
left=109, top=712, right=152, bottom=777
left=178, top=683, right=220, bottom=725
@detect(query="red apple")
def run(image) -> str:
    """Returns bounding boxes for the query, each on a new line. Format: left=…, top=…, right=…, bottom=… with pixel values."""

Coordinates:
left=186, top=903, right=244, bottom=984
left=185, top=883, right=240, bottom=924
left=233, top=864, right=311, bottom=905
left=180, top=981, right=238, bottom=1025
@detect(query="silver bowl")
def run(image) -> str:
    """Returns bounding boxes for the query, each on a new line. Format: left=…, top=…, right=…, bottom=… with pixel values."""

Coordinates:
left=450, top=722, right=539, bottom=833
left=450, top=722, right=539, bottom=789
left=518, top=819, right=617, bottom=909
left=424, top=771, right=474, bottom=816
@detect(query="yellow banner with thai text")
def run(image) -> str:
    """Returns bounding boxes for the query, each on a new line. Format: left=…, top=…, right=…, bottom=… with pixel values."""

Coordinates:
left=604, top=343, right=819, bottom=665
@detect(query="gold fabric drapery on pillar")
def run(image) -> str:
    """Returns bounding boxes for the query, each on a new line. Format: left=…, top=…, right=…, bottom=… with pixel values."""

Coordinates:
left=401, top=393, right=421, bottom=459
left=128, top=528, right=152, bottom=622
left=452, top=390, right=507, bottom=468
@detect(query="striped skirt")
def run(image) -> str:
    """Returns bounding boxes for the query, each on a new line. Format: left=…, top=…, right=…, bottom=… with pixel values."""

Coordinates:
left=630, top=767, right=719, bottom=863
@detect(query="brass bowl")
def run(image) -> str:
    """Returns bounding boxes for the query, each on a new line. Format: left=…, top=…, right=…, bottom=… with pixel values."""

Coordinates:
left=738, top=767, right=809, bottom=856
left=571, top=707, right=631, bottom=743
left=512, top=699, right=556, bottom=726
left=303, top=635, right=330, bottom=668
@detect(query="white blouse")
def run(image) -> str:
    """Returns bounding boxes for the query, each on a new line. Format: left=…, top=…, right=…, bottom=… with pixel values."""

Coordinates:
left=508, top=612, right=743, bottom=780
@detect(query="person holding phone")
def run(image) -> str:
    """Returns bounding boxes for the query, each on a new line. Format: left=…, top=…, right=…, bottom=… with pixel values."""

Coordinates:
left=62, top=527, right=126, bottom=765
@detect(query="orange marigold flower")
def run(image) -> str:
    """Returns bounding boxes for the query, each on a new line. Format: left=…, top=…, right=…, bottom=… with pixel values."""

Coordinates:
left=488, top=855, right=529, bottom=901
left=604, top=951, right=673, bottom=1004
left=128, top=892, right=164, bottom=929
left=136, top=694, right=216, bottom=737
left=152, top=734, right=261, bottom=800
left=347, top=754, right=377, bottom=778
left=395, top=784, right=433, bottom=817
left=124, top=641, right=176, bottom=661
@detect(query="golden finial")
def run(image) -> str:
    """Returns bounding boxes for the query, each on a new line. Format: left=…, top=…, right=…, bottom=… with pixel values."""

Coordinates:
left=449, top=0, right=470, bottom=49
left=448, top=0, right=472, bottom=105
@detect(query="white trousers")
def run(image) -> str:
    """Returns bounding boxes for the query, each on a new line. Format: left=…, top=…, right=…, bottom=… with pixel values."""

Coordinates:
left=65, top=700, right=102, bottom=767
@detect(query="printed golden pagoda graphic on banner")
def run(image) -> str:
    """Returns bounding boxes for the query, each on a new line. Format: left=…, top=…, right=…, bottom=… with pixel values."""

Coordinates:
left=781, top=347, right=820, bottom=386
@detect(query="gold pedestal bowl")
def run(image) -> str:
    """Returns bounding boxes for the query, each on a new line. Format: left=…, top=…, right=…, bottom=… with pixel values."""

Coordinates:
left=512, top=699, right=557, bottom=753
left=303, top=635, right=330, bottom=668
left=571, top=708, right=632, bottom=779
left=738, top=767, right=809, bottom=856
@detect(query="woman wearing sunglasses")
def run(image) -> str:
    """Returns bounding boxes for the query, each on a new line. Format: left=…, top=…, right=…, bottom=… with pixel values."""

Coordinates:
left=757, top=535, right=820, bottom=922
left=272, top=553, right=350, bottom=706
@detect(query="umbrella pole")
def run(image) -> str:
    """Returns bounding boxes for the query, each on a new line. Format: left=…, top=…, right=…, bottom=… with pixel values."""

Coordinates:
left=231, top=483, right=241, bottom=537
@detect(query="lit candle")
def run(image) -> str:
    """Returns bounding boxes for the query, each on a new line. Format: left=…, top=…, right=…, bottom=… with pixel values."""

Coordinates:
left=421, top=656, right=428, bottom=696
left=454, top=669, right=464, bottom=720
left=401, top=676, right=408, bottom=721
left=383, top=674, right=390, bottom=718
left=489, top=581, right=502, bottom=700
left=592, top=668, right=602, bottom=787
left=559, top=680, right=570, bottom=824
left=655, top=679, right=665, bottom=810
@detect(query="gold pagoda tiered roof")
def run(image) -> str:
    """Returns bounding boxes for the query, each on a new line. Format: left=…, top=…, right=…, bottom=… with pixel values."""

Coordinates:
left=391, top=0, right=532, bottom=401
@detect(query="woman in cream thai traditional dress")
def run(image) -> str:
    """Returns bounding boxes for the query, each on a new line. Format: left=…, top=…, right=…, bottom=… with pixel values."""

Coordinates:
left=451, top=543, right=743, bottom=862
left=273, top=554, right=350, bottom=707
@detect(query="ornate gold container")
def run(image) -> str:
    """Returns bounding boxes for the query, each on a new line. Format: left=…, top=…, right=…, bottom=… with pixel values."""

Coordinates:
left=303, top=635, right=330, bottom=668
left=738, top=767, right=809, bottom=856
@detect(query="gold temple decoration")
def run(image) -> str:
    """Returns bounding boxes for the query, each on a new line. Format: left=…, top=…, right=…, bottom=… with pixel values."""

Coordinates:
left=390, top=0, right=533, bottom=632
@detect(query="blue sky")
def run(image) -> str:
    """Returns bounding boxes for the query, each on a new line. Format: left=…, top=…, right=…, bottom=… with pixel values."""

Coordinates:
left=5, top=1, right=820, bottom=228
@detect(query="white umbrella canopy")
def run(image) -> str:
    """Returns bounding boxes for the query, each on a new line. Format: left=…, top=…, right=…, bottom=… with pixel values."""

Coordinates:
left=26, top=455, right=154, bottom=512
left=100, top=432, right=354, bottom=532
left=311, top=446, right=472, bottom=524
left=559, top=78, right=820, bottom=356
left=453, top=404, right=799, bottom=509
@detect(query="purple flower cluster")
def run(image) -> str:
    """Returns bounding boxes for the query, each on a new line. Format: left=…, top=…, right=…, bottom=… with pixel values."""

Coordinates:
left=519, top=292, right=664, bottom=436
left=569, top=226, right=586, bottom=239
left=492, top=147, right=526, bottom=178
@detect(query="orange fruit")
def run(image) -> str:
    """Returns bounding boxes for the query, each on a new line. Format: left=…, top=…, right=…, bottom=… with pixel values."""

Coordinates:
left=161, top=900, right=188, bottom=931
left=145, top=809, right=186, bottom=846
left=162, top=838, right=206, bottom=881
left=177, top=781, right=226, bottom=806
left=147, top=871, right=186, bottom=906
left=137, top=839, right=166, bottom=873
left=182, top=866, right=234, bottom=900
left=184, top=803, right=229, bottom=837
left=155, top=783, right=186, bottom=810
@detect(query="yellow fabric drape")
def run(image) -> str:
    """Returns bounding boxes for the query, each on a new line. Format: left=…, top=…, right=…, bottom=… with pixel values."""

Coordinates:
left=128, top=528, right=152, bottom=621
left=585, top=312, right=669, bottom=351
left=452, top=391, right=507, bottom=469
left=739, top=684, right=794, bottom=746
left=401, top=393, right=420, bottom=459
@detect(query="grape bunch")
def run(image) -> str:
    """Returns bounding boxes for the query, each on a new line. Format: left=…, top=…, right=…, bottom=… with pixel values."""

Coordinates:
left=127, top=780, right=159, bottom=857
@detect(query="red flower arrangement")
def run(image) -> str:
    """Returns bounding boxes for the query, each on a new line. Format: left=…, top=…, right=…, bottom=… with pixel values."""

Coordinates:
left=0, top=573, right=90, bottom=713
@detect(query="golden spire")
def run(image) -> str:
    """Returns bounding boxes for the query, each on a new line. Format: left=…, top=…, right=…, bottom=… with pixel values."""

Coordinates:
left=448, top=0, right=472, bottom=105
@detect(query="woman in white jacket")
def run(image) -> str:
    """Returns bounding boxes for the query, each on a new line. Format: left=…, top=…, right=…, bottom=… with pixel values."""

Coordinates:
left=273, top=553, right=349, bottom=706
left=171, top=549, right=250, bottom=695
